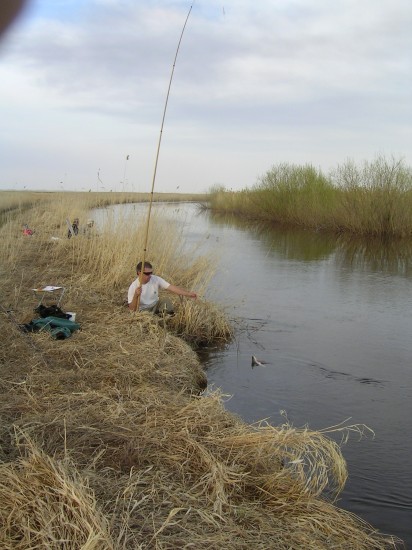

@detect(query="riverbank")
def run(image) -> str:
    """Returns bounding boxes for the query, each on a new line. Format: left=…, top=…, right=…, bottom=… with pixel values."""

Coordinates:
left=209, top=157, right=412, bottom=239
left=0, top=193, right=402, bottom=548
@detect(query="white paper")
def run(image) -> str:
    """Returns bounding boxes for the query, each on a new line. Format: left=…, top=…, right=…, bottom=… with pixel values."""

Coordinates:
left=32, top=286, right=63, bottom=292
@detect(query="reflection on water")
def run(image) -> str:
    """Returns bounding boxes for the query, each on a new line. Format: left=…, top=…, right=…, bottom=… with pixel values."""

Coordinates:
left=210, top=211, right=337, bottom=262
left=210, top=210, right=412, bottom=276
left=254, top=225, right=337, bottom=262
left=334, top=235, right=412, bottom=277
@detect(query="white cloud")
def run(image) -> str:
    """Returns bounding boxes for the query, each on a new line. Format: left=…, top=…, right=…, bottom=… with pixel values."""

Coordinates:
left=0, top=0, right=410, bottom=192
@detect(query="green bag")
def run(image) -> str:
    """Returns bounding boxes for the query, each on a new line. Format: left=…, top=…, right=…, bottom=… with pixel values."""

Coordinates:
left=25, top=316, right=81, bottom=339
left=31, top=316, right=81, bottom=333
left=50, top=326, right=73, bottom=340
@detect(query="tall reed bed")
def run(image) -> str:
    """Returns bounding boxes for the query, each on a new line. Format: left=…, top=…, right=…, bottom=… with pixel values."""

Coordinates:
left=0, top=194, right=229, bottom=344
left=209, top=157, right=412, bottom=238
left=0, top=190, right=207, bottom=226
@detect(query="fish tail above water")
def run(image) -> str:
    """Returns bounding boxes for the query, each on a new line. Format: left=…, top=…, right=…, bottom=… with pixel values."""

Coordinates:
left=251, top=355, right=264, bottom=367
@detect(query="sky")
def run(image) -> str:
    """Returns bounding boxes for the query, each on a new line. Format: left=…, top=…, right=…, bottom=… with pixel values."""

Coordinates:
left=0, top=0, right=411, bottom=193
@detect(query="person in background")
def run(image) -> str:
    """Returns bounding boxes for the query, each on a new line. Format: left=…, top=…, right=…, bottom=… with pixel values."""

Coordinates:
left=68, top=218, right=79, bottom=238
left=72, top=218, right=79, bottom=235
left=22, top=223, right=34, bottom=236
left=128, top=261, right=197, bottom=314
left=82, top=219, right=95, bottom=237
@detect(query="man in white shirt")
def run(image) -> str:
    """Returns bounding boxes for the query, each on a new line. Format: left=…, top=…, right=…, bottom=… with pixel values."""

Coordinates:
left=128, top=261, right=197, bottom=313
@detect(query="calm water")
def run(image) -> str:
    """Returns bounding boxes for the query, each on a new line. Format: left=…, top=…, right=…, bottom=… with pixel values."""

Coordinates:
left=99, top=202, right=412, bottom=547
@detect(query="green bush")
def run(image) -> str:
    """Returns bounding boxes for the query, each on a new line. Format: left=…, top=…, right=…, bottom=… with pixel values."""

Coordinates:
left=208, top=157, right=412, bottom=238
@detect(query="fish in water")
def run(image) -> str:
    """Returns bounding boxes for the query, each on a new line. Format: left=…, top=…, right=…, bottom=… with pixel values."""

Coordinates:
left=251, top=355, right=267, bottom=367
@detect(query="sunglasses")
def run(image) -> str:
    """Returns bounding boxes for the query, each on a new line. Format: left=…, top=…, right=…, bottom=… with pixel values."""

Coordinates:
left=143, top=271, right=153, bottom=276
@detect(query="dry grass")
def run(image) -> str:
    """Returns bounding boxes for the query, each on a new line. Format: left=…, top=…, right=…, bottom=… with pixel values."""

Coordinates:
left=0, top=190, right=207, bottom=217
left=0, top=192, right=229, bottom=344
left=0, top=436, right=115, bottom=549
left=169, top=300, right=233, bottom=345
left=0, top=193, right=403, bottom=549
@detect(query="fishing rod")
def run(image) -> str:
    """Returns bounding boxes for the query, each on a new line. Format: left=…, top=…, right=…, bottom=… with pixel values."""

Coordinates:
left=137, top=2, right=194, bottom=310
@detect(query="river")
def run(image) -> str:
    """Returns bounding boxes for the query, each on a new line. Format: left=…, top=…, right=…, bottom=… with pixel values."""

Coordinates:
left=98, top=201, right=412, bottom=547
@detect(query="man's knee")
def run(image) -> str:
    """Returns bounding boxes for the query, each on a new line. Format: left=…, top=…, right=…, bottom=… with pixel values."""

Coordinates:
left=155, top=298, right=174, bottom=315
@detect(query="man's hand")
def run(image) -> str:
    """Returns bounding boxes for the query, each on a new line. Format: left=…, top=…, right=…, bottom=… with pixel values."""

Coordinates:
left=129, top=285, right=142, bottom=311
left=167, top=285, right=197, bottom=299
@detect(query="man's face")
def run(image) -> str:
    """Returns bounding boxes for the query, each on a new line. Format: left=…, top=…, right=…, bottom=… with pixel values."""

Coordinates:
left=139, top=267, right=153, bottom=284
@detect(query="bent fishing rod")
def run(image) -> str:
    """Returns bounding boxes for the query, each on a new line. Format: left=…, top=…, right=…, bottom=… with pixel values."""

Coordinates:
left=137, top=2, right=194, bottom=310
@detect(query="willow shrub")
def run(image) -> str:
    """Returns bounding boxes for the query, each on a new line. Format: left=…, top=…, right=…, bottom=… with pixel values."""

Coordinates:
left=209, top=164, right=337, bottom=229
left=331, top=156, right=412, bottom=237
left=209, top=157, right=412, bottom=237
left=254, top=164, right=337, bottom=227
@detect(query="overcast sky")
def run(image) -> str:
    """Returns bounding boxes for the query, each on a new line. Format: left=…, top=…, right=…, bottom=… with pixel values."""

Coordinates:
left=0, top=0, right=411, bottom=193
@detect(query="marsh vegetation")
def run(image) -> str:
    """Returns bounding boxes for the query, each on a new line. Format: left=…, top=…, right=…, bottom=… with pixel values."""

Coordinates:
left=0, top=192, right=402, bottom=548
left=209, top=156, right=412, bottom=238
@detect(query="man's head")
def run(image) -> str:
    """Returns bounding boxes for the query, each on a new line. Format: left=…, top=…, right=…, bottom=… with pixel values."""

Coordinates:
left=136, top=261, right=153, bottom=282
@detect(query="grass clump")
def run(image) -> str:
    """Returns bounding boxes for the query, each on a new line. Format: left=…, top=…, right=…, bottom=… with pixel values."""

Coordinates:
left=170, top=299, right=234, bottom=346
left=0, top=437, right=115, bottom=550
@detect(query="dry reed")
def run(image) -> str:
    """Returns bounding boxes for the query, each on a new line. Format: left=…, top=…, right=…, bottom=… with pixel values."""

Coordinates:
left=0, top=435, right=115, bottom=549
left=0, top=193, right=403, bottom=549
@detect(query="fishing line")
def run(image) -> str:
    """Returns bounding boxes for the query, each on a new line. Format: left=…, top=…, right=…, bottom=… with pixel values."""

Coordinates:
left=137, top=2, right=195, bottom=309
